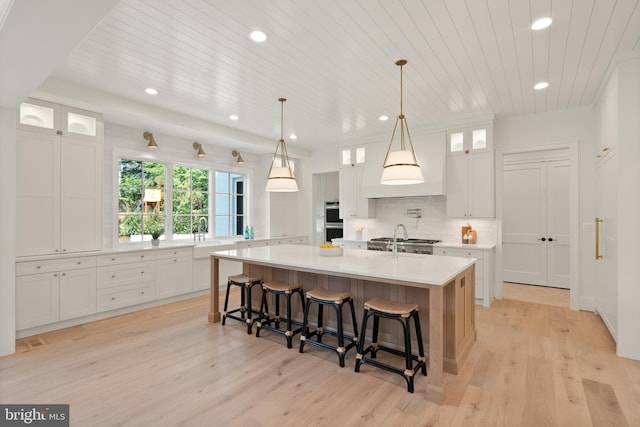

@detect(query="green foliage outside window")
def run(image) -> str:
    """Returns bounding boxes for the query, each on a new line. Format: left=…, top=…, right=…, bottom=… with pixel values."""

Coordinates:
left=173, top=166, right=209, bottom=238
left=118, top=159, right=165, bottom=241
left=118, top=159, right=244, bottom=242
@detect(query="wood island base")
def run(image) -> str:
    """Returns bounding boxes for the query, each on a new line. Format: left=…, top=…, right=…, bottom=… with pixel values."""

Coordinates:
left=209, top=248, right=476, bottom=403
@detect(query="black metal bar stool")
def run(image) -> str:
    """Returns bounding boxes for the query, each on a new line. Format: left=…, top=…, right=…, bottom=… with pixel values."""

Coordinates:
left=354, top=297, right=427, bottom=393
left=299, top=288, right=359, bottom=367
left=222, top=274, right=265, bottom=334
left=255, top=281, right=305, bottom=348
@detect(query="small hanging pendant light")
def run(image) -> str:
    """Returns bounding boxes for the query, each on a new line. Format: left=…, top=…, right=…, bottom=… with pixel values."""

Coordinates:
left=266, top=98, right=298, bottom=192
left=380, top=59, right=424, bottom=185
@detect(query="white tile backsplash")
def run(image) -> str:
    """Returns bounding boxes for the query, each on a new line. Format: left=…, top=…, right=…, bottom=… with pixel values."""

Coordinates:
left=343, top=196, right=496, bottom=245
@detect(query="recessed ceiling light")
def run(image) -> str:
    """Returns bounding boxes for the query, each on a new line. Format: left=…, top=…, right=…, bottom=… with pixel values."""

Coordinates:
left=145, top=88, right=158, bottom=95
left=531, top=17, right=552, bottom=30
left=379, top=115, right=389, bottom=121
left=249, top=30, right=267, bottom=42
left=534, top=81, right=549, bottom=90
left=290, top=134, right=297, bottom=139
left=229, top=115, right=239, bottom=120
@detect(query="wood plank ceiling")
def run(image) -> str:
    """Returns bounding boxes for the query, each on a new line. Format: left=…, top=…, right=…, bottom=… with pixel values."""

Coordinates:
left=50, top=0, right=640, bottom=152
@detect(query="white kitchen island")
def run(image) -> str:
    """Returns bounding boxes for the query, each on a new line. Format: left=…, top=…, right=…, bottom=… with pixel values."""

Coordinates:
left=209, top=245, right=476, bottom=403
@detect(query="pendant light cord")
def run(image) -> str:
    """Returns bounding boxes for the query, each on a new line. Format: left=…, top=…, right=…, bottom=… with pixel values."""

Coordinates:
left=280, top=98, right=284, bottom=141
left=399, top=61, right=403, bottom=117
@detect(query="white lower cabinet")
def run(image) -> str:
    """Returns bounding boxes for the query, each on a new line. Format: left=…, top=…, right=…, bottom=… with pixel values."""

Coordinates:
left=433, top=247, right=494, bottom=307
left=59, top=268, right=97, bottom=321
left=155, top=248, right=193, bottom=298
left=17, top=238, right=312, bottom=334
left=192, top=258, right=211, bottom=291
left=97, top=252, right=156, bottom=312
left=16, top=274, right=60, bottom=330
left=16, top=256, right=97, bottom=330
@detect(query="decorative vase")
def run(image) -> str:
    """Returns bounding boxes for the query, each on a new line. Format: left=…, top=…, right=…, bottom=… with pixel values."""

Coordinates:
left=151, top=238, right=160, bottom=247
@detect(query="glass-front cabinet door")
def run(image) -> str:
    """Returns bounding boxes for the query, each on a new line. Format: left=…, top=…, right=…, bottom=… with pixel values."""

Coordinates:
left=447, top=126, right=490, bottom=155
left=18, top=98, right=102, bottom=141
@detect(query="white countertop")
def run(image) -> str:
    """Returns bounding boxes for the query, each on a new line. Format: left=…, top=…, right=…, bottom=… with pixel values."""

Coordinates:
left=211, top=244, right=475, bottom=287
left=17, top=235, right=310, bottom=262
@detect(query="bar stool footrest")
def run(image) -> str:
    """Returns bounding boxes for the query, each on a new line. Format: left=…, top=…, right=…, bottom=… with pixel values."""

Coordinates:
left=302, top=329, right=358, bottom=352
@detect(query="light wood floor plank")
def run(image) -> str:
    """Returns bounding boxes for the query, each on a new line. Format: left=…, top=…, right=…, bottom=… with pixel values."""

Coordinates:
left=523, top=356, right=557, bottom=427
left=583, top=378, right=629, bottom=427
left=2, top=291, right=640, bottom=426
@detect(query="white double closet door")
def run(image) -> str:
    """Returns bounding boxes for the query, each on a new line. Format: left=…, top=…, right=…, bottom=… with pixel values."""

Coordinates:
left=503, top=155, right=570, bottom=289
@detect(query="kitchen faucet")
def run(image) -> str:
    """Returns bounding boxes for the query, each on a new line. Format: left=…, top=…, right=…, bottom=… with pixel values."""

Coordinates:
left=195, top=217, right=208, bottom=242
left=392, top=223, right=408, bottom=259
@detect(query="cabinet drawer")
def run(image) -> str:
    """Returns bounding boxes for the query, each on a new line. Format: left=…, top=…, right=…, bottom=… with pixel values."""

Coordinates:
left=97, top=282, right=155, bottom=312
left=97, top=251, right=154, bottom=266
left=156, top=255, right=192, bottom=265
left=281, top=237, right=307, bottom=245
left=17, top=256, right=97, bottom=276
left=97, top=261, right=155, bottom=289
left=433, top=248, right=483, bottom=259
left=339, top=242, right=366, bottom=249
left=154, top=247, right=193, bottom=260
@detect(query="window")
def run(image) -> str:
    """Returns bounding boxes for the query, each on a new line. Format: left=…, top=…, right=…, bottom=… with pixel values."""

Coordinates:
left=173, top=166, right=209, bottom=240
left=118, top=159, right=166, bottom=242
left=118, top=159, right=244, bottom=242
left=215, top=171, right=245, bottom=237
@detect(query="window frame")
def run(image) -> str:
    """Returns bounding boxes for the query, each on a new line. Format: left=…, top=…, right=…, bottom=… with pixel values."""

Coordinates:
left=171, top=164, right=211, bottom=241
left=116, top=158, right=167, bottom=243
left=214, top=170, right=246, bottom=238
left=114, top=150, right=249, bottom=246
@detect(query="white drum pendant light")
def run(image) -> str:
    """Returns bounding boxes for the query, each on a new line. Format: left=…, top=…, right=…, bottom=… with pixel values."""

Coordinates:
left=380, top=59, right=424, bottom=185
left=266, top=98, right=298, bottom=192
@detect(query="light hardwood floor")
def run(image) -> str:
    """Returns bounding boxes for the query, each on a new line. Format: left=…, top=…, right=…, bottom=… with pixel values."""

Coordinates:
left=503, top=282, right=570, bottom=308
left=2, top=290, right=639, bottom=426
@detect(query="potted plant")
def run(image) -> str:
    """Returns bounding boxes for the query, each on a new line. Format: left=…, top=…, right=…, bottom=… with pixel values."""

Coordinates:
left=146, top=215, right=164, bottom=247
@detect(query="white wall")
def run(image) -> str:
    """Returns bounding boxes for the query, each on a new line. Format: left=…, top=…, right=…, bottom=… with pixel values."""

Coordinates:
left=613, top=57, right=640, bottom=360
left=494, top=106, right=597, bottom=307
left=0, top=108, right=17, bottom=356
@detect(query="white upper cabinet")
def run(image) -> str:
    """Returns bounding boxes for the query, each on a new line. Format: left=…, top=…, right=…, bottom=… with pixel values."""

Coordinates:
left=16, top=99, right=103, bottom=256
left=446, top=124, right=495, bottom=218
left=339, top=146, right=375, bottom=218
left=361, top=131, right=446, bottom=198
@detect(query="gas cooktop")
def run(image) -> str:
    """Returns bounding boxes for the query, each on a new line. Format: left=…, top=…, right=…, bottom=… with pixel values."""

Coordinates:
left=369, top=237, right=442, bottom=244
left=366, top=237, right=441, bottom=254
